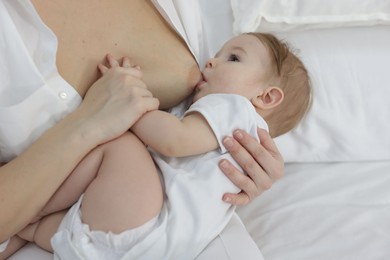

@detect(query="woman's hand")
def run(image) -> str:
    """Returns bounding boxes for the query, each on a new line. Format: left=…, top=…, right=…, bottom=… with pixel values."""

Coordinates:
left=220, top=128, right=284, bottom=205
left=78, top=55, right=159, bottom=145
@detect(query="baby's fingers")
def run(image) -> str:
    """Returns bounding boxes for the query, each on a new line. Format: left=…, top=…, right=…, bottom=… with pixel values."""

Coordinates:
left=122, top=57, right=131, bottom=68
left=122, top=57, right=142, bottom=77
left=98, top=54, right=119, bottom=75
left=107, top=54, right=120, bottom=68
left=99, top=54, right=143, bottom=78
left=98, top=64, right=109, bottom=74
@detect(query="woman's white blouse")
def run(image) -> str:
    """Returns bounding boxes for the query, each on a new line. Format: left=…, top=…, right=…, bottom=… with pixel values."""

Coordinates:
left=0, top=0, right=82, bottom=162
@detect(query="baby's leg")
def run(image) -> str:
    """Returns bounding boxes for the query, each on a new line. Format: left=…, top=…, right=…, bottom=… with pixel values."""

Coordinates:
left=81, top=131, right=163, bottom=233
left=2, top=143, right=109, bottom=257
left=16, top=131, right=162, bottom=251
left=17, top=210, right=67, bottom=253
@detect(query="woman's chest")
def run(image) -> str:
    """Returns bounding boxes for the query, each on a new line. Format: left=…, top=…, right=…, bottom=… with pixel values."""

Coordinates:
left=31, top=0, right=199, bottom=106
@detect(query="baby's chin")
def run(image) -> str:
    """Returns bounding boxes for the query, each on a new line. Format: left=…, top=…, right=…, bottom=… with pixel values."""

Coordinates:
left=191, top=90, right=207, bottom=103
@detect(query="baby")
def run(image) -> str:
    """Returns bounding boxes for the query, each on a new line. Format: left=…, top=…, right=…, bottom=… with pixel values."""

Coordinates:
left=18, top=33, right=312, bottom=259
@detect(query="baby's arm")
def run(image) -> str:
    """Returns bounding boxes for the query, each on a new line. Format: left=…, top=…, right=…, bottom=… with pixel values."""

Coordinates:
left=132, top=110, right=218, bottom=157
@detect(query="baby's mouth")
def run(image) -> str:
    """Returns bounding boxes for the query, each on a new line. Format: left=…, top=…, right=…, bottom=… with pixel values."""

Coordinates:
left=195, top=73, right=207, bottom=90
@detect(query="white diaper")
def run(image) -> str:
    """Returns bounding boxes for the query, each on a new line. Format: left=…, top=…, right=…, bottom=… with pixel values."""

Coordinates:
left=51, top=195, right=163, bottom=260
left=88, top=215, right=159, bottom=252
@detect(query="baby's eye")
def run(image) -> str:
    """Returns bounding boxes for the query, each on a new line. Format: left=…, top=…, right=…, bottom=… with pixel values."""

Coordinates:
left=228, top=54, right=240, bottom=62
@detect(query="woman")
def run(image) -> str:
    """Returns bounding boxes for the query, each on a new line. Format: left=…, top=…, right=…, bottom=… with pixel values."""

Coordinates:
left=0, top=0, right=284, bottom=258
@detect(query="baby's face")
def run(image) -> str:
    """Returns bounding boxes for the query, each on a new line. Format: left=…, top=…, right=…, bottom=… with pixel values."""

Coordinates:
left=193, top=34, right=272, bottom=103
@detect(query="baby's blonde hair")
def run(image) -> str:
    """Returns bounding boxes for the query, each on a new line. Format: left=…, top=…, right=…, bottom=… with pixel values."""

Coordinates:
left=247, top=32, right=312, bottom=138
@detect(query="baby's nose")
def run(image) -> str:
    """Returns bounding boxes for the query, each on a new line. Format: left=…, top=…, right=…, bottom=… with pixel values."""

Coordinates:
left=206, top=58, right=216, bottom=68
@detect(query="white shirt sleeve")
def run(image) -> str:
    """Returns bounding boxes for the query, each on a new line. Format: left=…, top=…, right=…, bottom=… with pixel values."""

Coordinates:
left=185, top=94, right=268, bottom=153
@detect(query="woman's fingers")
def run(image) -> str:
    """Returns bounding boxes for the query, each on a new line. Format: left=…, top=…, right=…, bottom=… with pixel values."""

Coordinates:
left=219, top=159, right=252, bottom=205
left=220, top=138, right=271, bottom=205
left=256, top=128, right=284, bottom=181
left=220, top=129, right=284, bottom=205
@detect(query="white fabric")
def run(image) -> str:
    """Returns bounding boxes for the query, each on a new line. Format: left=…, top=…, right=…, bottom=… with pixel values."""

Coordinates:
left=52, top=196, right=167, bottom=260
left=184, top=94, right=268, bottom=153
left=0, top=239, right=10, bottom=253
left=273, top=25, right=390, bottom=162
left=52, top=94, right=266, bottom=260
left=9, top=243, right=52, bottom=260
left=11, top=214, right=262, bottom=260
left=198, top=0, right=235, bottom=62
left=0, top=0, right=82, bottom=162
left=237, top=161, right=390, bottom=259
left=87, top=216, right=159, bottom=252
left=1, top=0, right=262, bottom=258
left=231, top=0, right=390, bottom=33
left=151, top=0, right=209, bottom=69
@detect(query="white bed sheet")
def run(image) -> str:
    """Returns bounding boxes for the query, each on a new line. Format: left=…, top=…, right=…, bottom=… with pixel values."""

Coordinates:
left=237, top=161, right=390, bottom=259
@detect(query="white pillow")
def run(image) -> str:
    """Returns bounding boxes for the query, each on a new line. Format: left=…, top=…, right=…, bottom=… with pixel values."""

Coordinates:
left=273, top=25, right=390, bottom=162
left=231, top=0, right=390, bottom=33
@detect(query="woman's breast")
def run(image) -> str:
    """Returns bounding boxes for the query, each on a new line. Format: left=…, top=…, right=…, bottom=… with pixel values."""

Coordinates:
left=33, top=0, right=201, bottom=109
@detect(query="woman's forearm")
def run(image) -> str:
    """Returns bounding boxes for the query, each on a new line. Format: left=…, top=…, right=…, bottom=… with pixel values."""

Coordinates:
left=0, top=111, right=97, bottom=242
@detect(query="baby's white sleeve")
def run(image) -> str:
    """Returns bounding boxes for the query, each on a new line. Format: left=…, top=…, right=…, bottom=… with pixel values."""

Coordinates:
left=185, top=94, right=268, bottom=153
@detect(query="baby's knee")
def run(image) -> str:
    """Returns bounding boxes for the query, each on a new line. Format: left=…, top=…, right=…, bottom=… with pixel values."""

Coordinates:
left=102, top=132, right=144, bottom=153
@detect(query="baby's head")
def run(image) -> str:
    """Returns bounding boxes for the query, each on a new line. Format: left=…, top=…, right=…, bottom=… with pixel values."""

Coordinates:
left=248, top=32, right=312, bottom=137
left=194, top=33, right=312, bottom=138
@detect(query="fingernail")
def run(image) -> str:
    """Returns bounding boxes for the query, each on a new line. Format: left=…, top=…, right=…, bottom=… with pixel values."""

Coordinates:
left=223, top=196, right=231, bottom=202
left=234, top=130, right=243, bottom=140
left=219, top=160, right=229, bottom=171
left=223, top=137, right=234, bottom=148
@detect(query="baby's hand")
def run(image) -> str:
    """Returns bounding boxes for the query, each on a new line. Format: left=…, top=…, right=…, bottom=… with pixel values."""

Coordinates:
left=98, top=54, right=142, bottom=79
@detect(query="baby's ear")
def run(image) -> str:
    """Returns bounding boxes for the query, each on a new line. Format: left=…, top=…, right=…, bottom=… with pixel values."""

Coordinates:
left=252, top=86, right=284, bottom=110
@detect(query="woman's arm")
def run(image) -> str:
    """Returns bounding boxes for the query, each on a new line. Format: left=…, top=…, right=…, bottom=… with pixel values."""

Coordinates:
left=0, top=67, right=159, bottom=242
